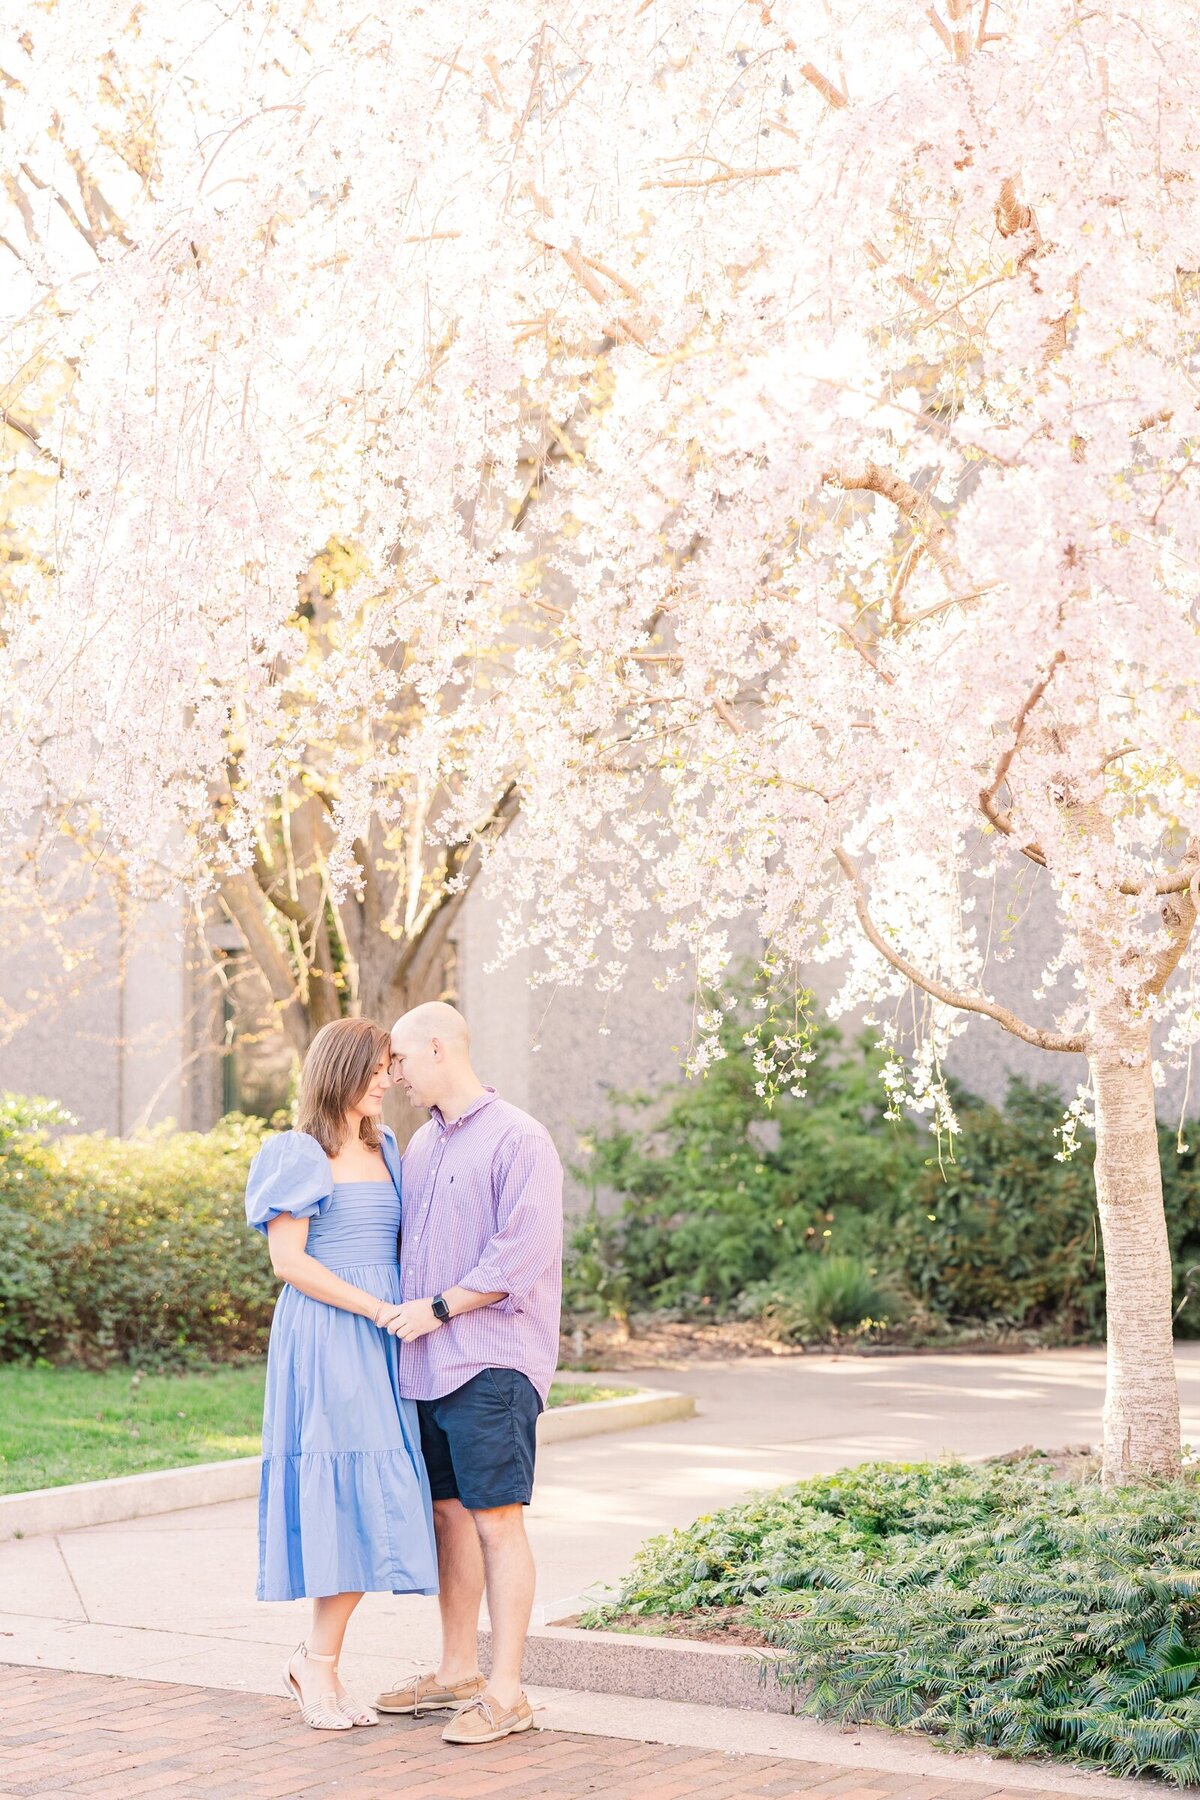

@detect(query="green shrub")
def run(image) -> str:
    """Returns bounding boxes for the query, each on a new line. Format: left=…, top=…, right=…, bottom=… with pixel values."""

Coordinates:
left=890, top=1079, right=1105, bottom=1334
left=0, top=1099, right=276, bottom=1365
left=562, top=1206, right=632, bottom=1326
left=585, top=1459, right=1200, bottom=1784
left=737, top=1254, right=897, bottom=1343
left=569, top=1006, right=924, bottom=1313
left=892, top=1079, right=1200, bottom=1339
left=568, top=987, right=1200, bottom=1342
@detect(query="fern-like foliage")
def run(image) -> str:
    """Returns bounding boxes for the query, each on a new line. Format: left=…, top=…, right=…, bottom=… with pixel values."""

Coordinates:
left=584, top=1458, right=1200, bottom=1785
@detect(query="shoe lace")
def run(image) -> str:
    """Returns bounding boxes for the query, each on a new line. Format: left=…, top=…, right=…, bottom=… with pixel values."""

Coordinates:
left=452, top=1693, right=498, bottom=1725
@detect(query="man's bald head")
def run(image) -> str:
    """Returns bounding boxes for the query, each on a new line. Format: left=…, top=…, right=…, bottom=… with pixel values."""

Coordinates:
left=389, top=1001, right=480, bottom=1115
left=391, top=1000, right=471, bottom=1056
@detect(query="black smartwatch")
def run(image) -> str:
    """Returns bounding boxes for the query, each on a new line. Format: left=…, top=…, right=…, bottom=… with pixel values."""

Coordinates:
left=431, top=1293, right=451, bottom=1323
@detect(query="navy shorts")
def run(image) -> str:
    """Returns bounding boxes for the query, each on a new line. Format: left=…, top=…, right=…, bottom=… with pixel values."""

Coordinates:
left=417, top=1368, right=543, bottom=1511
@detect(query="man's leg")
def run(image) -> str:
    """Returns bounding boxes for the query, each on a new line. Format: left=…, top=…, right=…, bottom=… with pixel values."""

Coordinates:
left=433, top=1496, right=487, bottom=1684
left=470, top=1503, right=535, bottom=1709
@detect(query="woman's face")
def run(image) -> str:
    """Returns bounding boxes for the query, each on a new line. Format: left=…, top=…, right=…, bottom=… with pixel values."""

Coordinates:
left=352, top=1052, right=393, bottom=1118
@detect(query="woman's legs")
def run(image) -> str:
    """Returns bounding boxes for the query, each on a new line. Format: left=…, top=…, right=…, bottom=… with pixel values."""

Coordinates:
left=292, top=1591, right=364, bottom=1710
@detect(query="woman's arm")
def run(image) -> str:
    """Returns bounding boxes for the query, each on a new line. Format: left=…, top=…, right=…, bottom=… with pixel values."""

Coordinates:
left=266, top=1214, right=400, bottom=1324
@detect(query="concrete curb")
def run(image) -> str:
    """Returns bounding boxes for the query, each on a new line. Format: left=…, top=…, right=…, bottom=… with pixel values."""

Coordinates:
left=0, top=1455, right=261, bottom=1540
left=0, top=1382, right=695, bottom=1541
left=538, top=1385, right=694, bottom=1444
left=479, top=1619, right=796, bottom=1715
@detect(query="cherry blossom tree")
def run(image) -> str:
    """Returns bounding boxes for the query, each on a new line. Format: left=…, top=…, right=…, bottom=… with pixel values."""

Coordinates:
left=0, top=4, right=576, bottom=1061
left=2, top=0, right=1198, bottom=1482
left=465, top=1, right=1200, bottom=1485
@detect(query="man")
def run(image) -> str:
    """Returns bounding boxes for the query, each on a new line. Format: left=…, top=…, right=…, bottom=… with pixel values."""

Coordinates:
left=374, top=1001, right=563, bottom=1746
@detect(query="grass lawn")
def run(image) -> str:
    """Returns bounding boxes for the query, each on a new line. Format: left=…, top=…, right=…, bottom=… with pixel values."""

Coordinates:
left=0, top=1365, right=635, bottom=1494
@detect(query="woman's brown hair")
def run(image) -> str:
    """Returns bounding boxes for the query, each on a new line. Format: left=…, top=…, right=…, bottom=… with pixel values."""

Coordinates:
left=296, top=1018, right=392, bottom=1156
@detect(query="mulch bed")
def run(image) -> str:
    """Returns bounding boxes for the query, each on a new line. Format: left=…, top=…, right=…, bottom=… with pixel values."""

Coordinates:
left=559, top=1315, right=1045, bottom=1369
left=556, top=1604, right=774, bottom=1648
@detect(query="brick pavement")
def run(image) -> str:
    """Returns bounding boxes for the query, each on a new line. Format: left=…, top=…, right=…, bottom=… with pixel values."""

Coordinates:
left=0, top=1666, right=1071, bottom=1800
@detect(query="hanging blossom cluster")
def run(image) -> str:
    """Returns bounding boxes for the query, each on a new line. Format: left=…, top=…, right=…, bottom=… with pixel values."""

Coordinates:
left=3, top=0, right=1200, bottom=1110
left=0, top=0, right=603, bottom=882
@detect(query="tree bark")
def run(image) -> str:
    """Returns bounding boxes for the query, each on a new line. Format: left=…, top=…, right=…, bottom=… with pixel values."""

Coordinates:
left=1089, top=1025, right=1181, bottom=1484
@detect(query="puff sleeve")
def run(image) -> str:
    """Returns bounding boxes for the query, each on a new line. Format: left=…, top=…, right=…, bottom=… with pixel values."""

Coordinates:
left=245, top=1131, right=333, bottom=1236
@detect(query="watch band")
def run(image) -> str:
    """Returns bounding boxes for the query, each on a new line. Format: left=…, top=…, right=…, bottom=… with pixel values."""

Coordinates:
left=431, top=1293, right=451, bottom=1323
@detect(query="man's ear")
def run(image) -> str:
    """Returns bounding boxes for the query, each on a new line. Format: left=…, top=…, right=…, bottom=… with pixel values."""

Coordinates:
left=430, top=1036, right=443, bottom=1062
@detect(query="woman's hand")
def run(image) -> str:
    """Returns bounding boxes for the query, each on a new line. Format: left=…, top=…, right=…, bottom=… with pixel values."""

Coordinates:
left=384, top=1299, right=444, bottom=1342
left=373, top=1302, right=405, bottom=1331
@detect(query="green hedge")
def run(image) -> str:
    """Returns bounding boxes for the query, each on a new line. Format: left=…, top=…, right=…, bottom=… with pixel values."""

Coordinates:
left=567, top=1001, right=1200, bottom=1342
left=0, top=1099, right=275, bottom=1365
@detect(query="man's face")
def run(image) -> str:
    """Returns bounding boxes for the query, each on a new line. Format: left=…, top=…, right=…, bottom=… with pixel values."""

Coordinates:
left=389, top=1031, right=442, bottom=1111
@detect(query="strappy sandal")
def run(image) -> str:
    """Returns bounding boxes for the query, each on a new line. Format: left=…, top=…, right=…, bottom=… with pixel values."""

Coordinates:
left=283, top=1643, right=352, bottom=1731
left=335, top=1680, right=379, bottom=1727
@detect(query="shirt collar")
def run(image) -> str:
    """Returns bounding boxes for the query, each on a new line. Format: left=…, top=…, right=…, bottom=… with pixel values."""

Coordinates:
left=431, top=1085, right=499, bottom=1135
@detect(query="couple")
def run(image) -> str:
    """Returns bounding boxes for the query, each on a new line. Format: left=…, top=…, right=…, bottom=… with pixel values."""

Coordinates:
left=244, top=1002, right=563, bottom=1747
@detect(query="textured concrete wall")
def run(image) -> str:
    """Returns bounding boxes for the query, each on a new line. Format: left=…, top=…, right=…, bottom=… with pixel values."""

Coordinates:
left=0, top=873, right=213, bottom=1135
left=4, top=843, right=1193, bottom=1154
left=455, top=843, right=764, bottom=1192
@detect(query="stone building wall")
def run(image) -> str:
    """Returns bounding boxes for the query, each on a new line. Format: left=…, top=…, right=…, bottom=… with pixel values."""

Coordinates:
left=3, top=849, right=1194, bottom=1168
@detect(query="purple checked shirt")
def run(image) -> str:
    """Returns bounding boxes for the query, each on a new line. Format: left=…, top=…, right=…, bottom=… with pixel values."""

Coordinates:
left=397, top=1088, right=563, bottom=1405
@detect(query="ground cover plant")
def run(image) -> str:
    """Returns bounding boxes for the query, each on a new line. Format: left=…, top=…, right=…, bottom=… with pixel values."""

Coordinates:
left=0, top=1365, right=634, bottom=1493
left=582, top=1459, right=1200, bottom=1784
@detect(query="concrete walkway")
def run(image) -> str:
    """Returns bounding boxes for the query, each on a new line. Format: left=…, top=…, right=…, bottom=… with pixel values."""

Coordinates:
left=4, top=1348, right=1198, bottom=1797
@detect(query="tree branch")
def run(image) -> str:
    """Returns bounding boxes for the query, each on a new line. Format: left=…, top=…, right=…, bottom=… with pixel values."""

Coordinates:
left=800, top=64, right=848, bottom=109
left=823, top=461, right=961, bottom=610
left=390, top=782, right=522, bottom=991
left=642, top=164, right=801, bottom=190
left=839, top=624, right=895, bottom=683
left=251, top=840, right=308, bottom=924
left=978, top=650, right=1063, bottom=865
left=1143, top=847, right=1200, bottom=996
left=218, top=875, right=311, bottom=1058
left=834, top=846, right=1086, bottom=1052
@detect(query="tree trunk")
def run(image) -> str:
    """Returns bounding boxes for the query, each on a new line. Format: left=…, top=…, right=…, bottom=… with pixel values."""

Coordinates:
left=1090, top=1027, right=1180, bottom=1484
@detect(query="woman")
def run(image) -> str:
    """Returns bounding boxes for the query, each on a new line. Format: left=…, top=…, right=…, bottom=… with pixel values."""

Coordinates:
left=246, top=1017, right=437, bottom=1731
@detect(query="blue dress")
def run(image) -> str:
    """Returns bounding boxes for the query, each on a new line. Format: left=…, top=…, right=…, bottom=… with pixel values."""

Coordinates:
left=245, top=1129, right=438, bottom=1602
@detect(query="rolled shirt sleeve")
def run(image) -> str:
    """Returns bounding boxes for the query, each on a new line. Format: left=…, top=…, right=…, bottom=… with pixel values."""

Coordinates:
left=456, top=1131, right=563, bottom=1313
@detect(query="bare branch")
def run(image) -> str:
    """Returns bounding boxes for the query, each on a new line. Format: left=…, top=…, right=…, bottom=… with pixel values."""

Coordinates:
left=826, top=461, right=955, bottom=584
left=642, top=164, right=800, bottom=190
left=800, top=64, right=848, bottom=109
left=556, top=243, right=650, bottom=344
left=977, top=649, right=1063, bottom=863
left=945, top=0, right=975, bottom=60
left=218, top=876, right=311, bottom=1058
left=251, top=841, right=308, bottom=924
left=839, top=624, right=895, bottom=683
left=391, top=782, right=522, bottom=990
left=18, top=160, right=98, bottom=254
left=834, top=847, right=1086, bottom=1052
